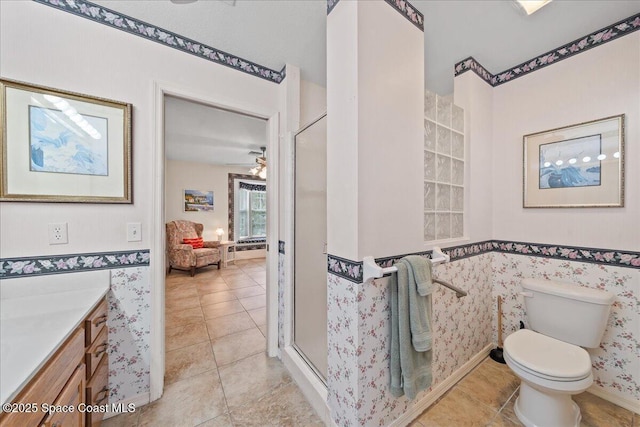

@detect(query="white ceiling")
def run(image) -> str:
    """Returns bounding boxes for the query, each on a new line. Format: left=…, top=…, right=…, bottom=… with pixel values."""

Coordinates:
left=164, top=96, right=267, bottom=165
left=102, top=0, right=638, bottom=165
left=93, top=0, right=639, bottom=95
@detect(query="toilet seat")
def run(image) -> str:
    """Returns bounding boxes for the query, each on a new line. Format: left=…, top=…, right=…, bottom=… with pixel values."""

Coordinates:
left=504, top=329, right=592, bottom=382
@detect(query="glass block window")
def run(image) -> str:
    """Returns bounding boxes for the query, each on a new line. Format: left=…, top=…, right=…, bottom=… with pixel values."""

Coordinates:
left=424, top=91, right=464, bottom=241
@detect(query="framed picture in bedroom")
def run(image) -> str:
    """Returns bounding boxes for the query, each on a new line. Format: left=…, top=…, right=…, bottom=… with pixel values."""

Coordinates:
left=523, top=114, right=624, bottom=208
left=184, top=189, right=214, bottom=212
left=0, top=78, right=132, bottom=203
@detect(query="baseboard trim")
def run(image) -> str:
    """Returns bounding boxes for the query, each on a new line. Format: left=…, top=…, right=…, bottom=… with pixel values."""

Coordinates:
left=389, top=343, right=493, bottom=427
left=587, top=385, right=640, bottom=415
left=102, top=392, right=151, bottom=419
left=281, top=346, right=333, bottom=425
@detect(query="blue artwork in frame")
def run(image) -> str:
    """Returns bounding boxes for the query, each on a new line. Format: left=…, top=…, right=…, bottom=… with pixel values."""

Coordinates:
left=538, top=134, right=602, bottom=189
left=29, top=105, right=109, bottom=176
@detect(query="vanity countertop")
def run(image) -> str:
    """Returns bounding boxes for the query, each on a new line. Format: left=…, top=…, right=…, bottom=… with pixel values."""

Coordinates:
left=0, top=270, right=110, bottom=404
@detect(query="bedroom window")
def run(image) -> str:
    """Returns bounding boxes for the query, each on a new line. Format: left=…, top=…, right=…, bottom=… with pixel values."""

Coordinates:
left=237, top=181, right=266, bottom=240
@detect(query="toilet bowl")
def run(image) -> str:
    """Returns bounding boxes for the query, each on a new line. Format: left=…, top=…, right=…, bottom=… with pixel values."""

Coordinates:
left=504, top=329, right=593, bottom=427
left=503, top=279, right=615, bottom=427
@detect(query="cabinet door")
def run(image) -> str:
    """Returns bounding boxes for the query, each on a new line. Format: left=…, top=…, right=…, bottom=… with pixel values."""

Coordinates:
left=41, top=364, right=86, bottom=427
left=86, top=355, right=109, bottom=427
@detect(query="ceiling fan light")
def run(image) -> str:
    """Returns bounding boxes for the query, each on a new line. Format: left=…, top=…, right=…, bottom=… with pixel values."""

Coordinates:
left=258, top=167, right=267, bottom=179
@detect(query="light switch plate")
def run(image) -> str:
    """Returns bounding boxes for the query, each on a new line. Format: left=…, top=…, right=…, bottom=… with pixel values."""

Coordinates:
left=127, top=222, right=142, bottom=242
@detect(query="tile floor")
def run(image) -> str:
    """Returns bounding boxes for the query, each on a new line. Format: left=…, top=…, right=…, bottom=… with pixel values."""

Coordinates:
left=410, top=357, right=638, bottom=427
left=103, top=258, right=322, bottom=427
left=103, top=258, right=637, bottom=427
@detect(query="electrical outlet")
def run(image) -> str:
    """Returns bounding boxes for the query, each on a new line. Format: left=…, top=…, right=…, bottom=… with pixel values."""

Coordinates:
left=127, top=222, right=142, bottom=242
left=48, top=223, right=68, bottom=245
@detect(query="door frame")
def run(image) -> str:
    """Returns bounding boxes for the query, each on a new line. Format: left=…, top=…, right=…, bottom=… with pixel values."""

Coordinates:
left=151, top=81, right=279, bottom=401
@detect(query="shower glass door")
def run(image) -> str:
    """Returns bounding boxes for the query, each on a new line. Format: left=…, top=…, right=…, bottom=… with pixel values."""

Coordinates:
left=293, top=114, right=327, bottom=382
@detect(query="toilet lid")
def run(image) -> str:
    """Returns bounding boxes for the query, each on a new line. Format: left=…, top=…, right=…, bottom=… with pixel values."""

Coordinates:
left=504, top=329, right=592, bottom=381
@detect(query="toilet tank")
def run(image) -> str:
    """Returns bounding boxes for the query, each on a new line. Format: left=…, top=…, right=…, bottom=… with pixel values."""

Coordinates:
left=521, top=278, right=615, bottom=348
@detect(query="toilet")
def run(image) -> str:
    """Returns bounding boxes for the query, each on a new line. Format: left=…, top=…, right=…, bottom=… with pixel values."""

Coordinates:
left=503, top=278, right=615, bottom=427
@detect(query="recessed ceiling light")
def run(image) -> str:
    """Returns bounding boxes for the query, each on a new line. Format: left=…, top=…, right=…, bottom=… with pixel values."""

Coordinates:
left=515, top=0, right=552, bottom=15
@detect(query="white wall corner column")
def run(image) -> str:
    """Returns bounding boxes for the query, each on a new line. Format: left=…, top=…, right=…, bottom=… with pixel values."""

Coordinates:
left=453, top=72, right=495, bottom=242
left=326, top=0, right=424, bottom=425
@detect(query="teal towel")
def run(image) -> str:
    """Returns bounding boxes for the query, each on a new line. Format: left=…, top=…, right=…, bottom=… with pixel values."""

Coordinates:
left=389, top=258, right=433, bottom=400
left=405, top=256, right=433, bottom=351
left=404, top=255, right=434, bottom=296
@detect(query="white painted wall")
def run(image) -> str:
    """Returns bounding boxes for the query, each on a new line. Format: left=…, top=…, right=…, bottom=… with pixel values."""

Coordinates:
left=327, top=0, right=360, bottom=260
left=453, top=72, right=494, bottom=242
left=356, top=1, right=424, bottom=259
left=0, top=1, right=280, bottom=258
left=327, top=1, right=424, bottom=261
left=300, top=79, right=326, bottom=127
left=491, top=33, right=640, bottom=251
left=165, top=160, right=248, bottom=241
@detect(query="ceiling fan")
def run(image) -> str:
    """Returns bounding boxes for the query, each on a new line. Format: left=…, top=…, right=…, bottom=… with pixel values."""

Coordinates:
left=249, top=147, right=267, bottom=179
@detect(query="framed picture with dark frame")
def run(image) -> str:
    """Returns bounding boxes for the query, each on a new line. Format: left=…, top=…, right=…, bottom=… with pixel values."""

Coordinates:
left=523, top=114, right=624, bottom=208
left=0, top=78, right=132, bottom=203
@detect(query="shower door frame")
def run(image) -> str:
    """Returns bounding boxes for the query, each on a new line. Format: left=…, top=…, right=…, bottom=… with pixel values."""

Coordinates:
left=292, top=113, right=328, bottom=385
left=281, top=112, right=330, bottom=421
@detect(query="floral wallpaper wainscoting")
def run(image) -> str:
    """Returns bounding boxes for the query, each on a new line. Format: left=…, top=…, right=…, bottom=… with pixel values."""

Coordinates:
left=352, top=254, right=493, bottom=426
left=325, top=253, right=493, bottom=426
left=278, top=249, right=285, bottom=351
left=327, top=272, right=360, bottom=427
left=108, top=267, right=151, bottom=402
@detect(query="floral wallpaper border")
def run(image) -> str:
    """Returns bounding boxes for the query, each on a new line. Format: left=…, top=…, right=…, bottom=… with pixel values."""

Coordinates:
left=492, top=240, right=640, bottom=268
left=326, top=0, right=424, bottom=31
left=33, top=0, right=285, bottom=84
left=326, top=0, right=340, bottom=15
left=278, top=240, right=285, bottom=254
left=455, top=13, right=640, bottom=87
left=0, top=249, right=151, bottom=279
left=327, top=254, right=363, bottom=284
left=383, top=0, right=424, bottom=31
left=327, top=239, right=638, bottom=283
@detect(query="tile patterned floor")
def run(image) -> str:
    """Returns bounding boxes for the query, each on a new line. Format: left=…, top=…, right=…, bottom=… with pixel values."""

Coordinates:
left=410, top=357, right=638, bottom=427
left=103, top=258, right=322, bottom=427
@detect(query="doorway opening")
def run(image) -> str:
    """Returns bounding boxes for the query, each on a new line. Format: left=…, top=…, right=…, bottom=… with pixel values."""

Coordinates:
left=150, top=84, right=280, bottom=405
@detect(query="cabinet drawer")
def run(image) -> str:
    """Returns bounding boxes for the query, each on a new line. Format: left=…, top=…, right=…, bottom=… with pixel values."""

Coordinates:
left=84, top=299, right=108, bottom=347
left=41, top=364, right=86, bottom=427
left=85, top=355, right=108, bottom=427
left=85, top=327, right=108, bottom=379
left=0, top=328, right=84, bottom=427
